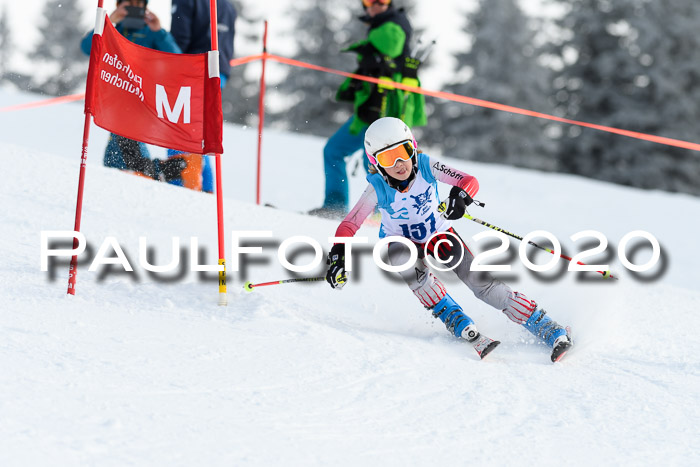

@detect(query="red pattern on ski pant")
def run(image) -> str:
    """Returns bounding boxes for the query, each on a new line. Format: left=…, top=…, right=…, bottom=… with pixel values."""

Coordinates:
left=387, top=228, right=538, bottom=322
left=503, top=291, right=537, bottom=324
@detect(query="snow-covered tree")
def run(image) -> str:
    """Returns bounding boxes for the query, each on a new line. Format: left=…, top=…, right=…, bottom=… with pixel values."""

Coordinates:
left=549, top=0, right=700, bottom=195
left=221, top=2, right=264, bottom=127
left=626, top=0, right=700, bottom=194
left=29, top=0, right=88, bottom=95
left=424, top=0, right=557, bottom=170
left=267, top=0, right=364, bottom=136
left=0, top=5, right=11, bottom=80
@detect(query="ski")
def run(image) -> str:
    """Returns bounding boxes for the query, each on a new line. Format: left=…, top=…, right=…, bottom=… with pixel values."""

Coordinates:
left=550, top=326, right=573, bottom=363
left=469, top=333, right=500, bottom=359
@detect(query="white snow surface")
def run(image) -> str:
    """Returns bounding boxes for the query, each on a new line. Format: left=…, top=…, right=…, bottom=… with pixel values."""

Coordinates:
left=1, top=87, right=700, bottom=465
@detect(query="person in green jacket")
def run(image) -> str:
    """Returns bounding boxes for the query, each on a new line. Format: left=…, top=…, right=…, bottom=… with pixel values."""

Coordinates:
left=309, top=0, right=427, bottom=219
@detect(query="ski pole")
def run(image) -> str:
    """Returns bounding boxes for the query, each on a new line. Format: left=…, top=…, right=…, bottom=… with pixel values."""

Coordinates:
left=437, top=202, right=617, bottom=280
left=417, top=39, right=437, bottom=62
left=350, top=151, right=364, bottom=176
left=243, top=276, right=326, bottom=292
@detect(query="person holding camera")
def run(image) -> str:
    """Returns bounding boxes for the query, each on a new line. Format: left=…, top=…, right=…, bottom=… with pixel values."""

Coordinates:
left=80, top=0, right=186, bottom=182
left=80, top=0, right=181, bottom=59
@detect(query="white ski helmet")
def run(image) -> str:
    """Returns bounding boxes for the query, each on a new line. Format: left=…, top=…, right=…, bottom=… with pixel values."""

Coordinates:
left=364, top=117, right=417, bottom=167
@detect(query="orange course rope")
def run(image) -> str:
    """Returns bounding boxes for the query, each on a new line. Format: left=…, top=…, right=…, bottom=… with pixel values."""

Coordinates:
left=262, top=52, right=700, bottom=153
left=0, top=93, right=85, bottom=112
left=4, top=51, right=700, bottom=154
left=0, top=56, right=262, bottom=113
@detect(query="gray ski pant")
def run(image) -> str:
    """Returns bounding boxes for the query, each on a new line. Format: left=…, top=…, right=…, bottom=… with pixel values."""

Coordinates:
left=386, top=229, right=514, bottom=312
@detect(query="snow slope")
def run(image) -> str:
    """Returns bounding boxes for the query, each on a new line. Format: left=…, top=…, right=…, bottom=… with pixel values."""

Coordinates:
left=1, top=88, right=700, bottom=465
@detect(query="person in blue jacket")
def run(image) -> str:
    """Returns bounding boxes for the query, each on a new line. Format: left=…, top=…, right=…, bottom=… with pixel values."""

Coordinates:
left=81, top=0, right=187, bottom=183
left=171, top=0, right=236, bottom=86
left=169, top=0, right=237, bottom=193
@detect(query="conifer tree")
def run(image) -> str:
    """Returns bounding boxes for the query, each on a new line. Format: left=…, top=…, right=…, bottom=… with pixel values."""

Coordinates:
left=221, top=2, right=264, bottom=127
left=425, top=0, right=556, bottom=170
left=268, top=0, right=363, bottom=136
left=0, top=5, right=11, bottom=80
left=626, top=0, right=700, bottom=194
left=30, top=0, right=88, bottom=95
left=550, top=0, right=700, bottom=195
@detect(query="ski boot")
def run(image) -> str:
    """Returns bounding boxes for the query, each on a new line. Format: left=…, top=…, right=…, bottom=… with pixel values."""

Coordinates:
left=523, top=306, right=572, bottom=362
left=432, top=294, right=500, bottom=359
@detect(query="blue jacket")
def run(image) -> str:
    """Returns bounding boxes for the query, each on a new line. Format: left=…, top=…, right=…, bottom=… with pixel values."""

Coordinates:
left=171, top=0, right=237, bottom=78
left=80, top=24, right=182, bottom=56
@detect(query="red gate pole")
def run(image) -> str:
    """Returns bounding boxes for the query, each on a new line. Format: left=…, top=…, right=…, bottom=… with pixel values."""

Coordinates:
left=256, top=21, right=268, bottom=205
left=209, top=0, right=228, bottom=306
left=68, top=0, right=105, bottom=295
left=214, top=152, right=227, bottom=306
left=67, top=113, right=92, bottom=295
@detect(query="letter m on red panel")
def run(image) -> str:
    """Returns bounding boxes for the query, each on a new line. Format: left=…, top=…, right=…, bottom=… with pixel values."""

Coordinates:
left=84, top=14, right=222, bottom=154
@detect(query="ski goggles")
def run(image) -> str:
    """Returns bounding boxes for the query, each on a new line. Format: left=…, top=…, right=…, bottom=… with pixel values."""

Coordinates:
left=369, top=140, right=416, bottom=168
left=362, top=0, right=391, bottom=7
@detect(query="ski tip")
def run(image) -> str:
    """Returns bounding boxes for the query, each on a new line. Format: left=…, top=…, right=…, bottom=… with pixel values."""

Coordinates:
left=551, top=341, right=572, bottom=363
left=479, top=340, right=501, bottom=360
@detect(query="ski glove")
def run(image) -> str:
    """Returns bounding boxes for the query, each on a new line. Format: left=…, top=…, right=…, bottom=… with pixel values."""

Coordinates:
left=117, top=134, right=187, bottom=183
left=117, top=135, right=156, bottom=178
left=326, top=243, right=347, bottom=290
left=403, top=57, right=421, bottom=79
left=157, top=157, right=188, bottom=182
left=443, top=186, right=473, bottom=220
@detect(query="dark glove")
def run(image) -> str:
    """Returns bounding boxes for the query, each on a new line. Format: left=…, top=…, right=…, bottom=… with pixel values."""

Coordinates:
left=325, top=243, right=347, bottom=290
left=116, top=135, right=157, bottom=179
left=443, top=186, right=473, bottom=220
left=158, top=157, right=188, bottom=182
left=402, top=56, right=421, bottom=79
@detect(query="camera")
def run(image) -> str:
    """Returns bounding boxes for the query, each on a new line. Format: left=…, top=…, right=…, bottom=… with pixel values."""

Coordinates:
left=120, top=6, right=146, bottom=30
